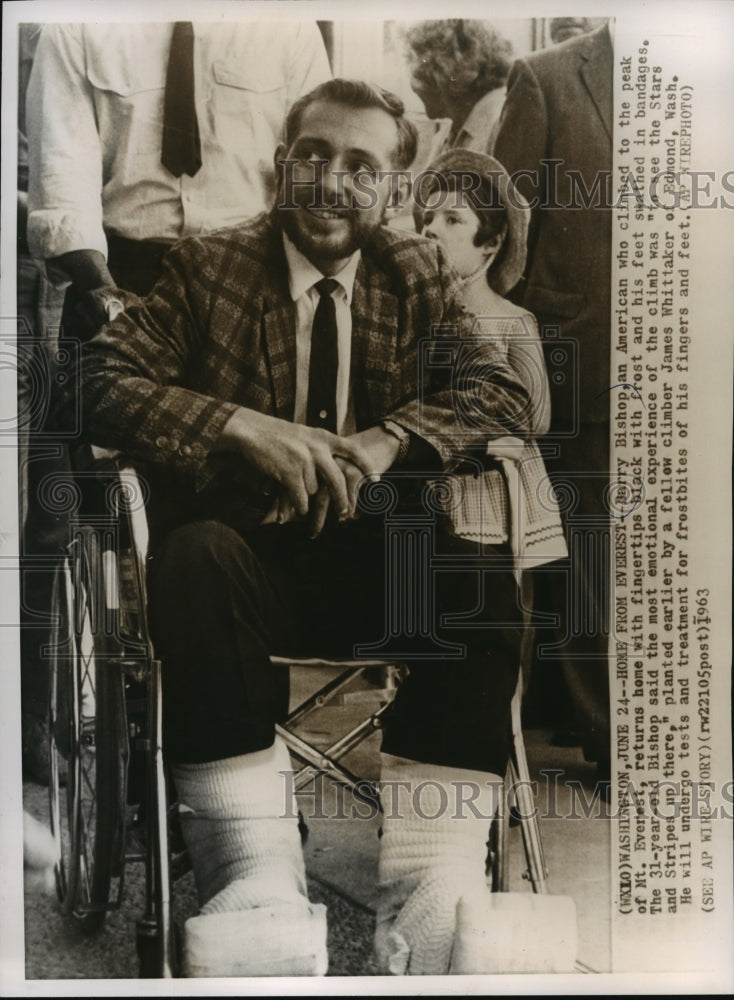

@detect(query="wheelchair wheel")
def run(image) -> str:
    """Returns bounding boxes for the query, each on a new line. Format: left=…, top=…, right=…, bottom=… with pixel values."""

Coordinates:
left=48, top=528, right=129, bottom=932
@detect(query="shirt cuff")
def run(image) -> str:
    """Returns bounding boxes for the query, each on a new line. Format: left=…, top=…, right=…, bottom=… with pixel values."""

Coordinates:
left=27, top=209, right=107, bottom=262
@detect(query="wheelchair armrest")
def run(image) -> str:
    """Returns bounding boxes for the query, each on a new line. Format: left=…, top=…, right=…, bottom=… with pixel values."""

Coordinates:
left=71, top=445, right=152, bottom=567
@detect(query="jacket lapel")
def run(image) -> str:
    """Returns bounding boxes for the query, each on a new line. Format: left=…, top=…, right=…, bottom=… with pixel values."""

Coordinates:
left=350, top=258, right=399, bottom=427
left=579, top=24, right=614, bottom=142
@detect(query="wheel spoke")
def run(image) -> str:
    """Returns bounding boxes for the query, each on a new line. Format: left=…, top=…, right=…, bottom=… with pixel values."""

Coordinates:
left=47, top=530, right=127, bottom=932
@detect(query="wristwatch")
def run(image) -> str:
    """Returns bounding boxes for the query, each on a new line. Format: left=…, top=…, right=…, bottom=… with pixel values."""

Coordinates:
left=381, top=419, right=411, bottom=465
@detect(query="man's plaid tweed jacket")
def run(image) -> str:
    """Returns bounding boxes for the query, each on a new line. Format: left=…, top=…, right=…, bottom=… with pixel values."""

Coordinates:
left=64, top=211, right=532, bottom=528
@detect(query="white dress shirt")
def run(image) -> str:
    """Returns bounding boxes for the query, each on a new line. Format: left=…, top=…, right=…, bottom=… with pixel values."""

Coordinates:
left=26, top=22, right=330, bottom=259
left=282, top=232, right=361, bottom=436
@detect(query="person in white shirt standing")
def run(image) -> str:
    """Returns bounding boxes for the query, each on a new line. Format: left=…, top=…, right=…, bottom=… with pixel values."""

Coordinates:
left=26, top=20, right=331, bottom=322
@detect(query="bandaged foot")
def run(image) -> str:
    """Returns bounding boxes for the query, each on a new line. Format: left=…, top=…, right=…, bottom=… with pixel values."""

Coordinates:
left=23, top=811, right=56, bottom=894
left=173, top=736, right=327, bottom=977
left=375, top=754, right=501, bottom=975
left=450, top=891, right=578, bottom=973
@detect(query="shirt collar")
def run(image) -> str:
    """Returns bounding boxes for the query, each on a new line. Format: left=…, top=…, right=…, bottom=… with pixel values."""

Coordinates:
left=457, top=87, right=505, bottom=142
left=282, top=231, right=361, bottom=306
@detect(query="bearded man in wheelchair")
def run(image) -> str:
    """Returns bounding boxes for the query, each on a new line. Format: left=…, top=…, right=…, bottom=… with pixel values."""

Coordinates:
left=54, top=78, right=539, bottom=977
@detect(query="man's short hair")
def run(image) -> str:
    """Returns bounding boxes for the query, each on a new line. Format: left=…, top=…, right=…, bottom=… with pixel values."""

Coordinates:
left=284, top=78, right=418, bottom=170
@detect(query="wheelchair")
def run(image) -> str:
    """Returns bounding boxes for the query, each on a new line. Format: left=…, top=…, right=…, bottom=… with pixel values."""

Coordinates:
left=46, top=448, right=549, bottom=978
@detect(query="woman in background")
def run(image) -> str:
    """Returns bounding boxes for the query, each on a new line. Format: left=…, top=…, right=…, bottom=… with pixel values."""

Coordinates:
left=405, top=20, right=512, bottom=155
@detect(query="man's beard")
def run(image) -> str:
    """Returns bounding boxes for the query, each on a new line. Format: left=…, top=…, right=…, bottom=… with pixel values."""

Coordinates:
left=276, top=186, right=386, bottom=267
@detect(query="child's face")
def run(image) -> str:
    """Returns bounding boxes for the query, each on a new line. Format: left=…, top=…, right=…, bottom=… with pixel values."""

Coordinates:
left=421, top=203, right=491, bottom=279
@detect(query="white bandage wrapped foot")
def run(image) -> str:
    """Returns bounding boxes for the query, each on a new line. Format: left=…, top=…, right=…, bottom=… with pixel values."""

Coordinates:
left=23, top=811, right=56, bottom=894
left=173, top=736, right=327, bottom=977
left=375, top=754, right=501, bottom=975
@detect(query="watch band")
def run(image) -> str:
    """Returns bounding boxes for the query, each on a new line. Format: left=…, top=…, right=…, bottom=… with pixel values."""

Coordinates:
left=381, top=419, right=411, bottom=465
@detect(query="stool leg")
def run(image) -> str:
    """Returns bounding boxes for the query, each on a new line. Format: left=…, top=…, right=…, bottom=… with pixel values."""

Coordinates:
left=151, top=657, right=174, bottom=975
left=137, top=657, right=174, bottom=977
left=495, top=771, right=510, bottom=893
left=510, top=691, right=548, bottom=894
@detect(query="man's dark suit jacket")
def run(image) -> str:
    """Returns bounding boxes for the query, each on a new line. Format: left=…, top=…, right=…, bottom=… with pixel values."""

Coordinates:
left=493, top=23, right=613, bottom=431
left=63, top=212, right=531, bottom=534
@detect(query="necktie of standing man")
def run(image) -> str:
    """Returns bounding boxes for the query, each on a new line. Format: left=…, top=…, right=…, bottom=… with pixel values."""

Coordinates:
left=306, top=279, right=340, bottom=434
left=161, top=22, right=202, bottom=178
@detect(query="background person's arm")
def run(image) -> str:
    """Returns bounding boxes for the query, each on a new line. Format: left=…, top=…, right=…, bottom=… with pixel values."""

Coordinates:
left=26, top=25, right=109, bottom=269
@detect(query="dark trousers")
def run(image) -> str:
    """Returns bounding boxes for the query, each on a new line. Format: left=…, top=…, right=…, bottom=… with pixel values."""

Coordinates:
left=18, top=255, right=67, bottom=721
left=106, top=232, right=173, bottom=297
left=148, top=516, right=522, bottom=776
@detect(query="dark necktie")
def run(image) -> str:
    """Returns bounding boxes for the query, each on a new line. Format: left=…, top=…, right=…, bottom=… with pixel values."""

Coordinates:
left=306, top=278, right=340, bottom=433
left=161, top=22, right=202, bottom=178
